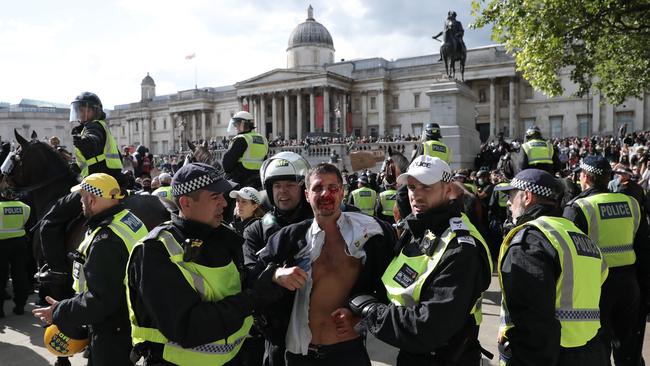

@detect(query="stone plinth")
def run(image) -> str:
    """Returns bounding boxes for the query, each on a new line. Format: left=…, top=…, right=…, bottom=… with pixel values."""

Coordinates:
left=426, top=81, right=480, bottom=170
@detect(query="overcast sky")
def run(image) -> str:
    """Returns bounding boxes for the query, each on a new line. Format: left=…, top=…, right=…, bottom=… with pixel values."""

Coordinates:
left=0, top=0, right=494, bottom=109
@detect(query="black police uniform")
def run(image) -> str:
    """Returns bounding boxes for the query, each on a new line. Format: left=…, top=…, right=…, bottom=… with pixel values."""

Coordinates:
left=222, top=131, right=267, bottom=189
left=52, top=204, right=134, bottom=366
left=356, top=201, right=491, bottom=366
left=500, top=203, right=608, bottom=366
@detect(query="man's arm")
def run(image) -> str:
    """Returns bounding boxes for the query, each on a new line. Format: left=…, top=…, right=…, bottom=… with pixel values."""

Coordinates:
left=73, top=121, right=105, bottom=158
left=222, top=137, right=247, bottom=173
left=562, top=203, right=589, bottom=234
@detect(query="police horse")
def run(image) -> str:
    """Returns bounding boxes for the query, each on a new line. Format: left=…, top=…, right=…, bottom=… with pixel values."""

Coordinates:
left=1, top=130, right=170, bottom=286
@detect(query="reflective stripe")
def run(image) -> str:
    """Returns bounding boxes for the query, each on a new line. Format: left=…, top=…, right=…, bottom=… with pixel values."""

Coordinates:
left=555, top=309, right=600, bottom=321
left=177, top=262, right=207, bottom=300
left=158, top=231, right=184, bottom=256
left=75, top=120, right=123, bottom=177
left=158, top=231, right=208, bottom=300
left=535, top=219, right=573, bottom=311
left=168, top=336, right=246, bottom=354
left=576, top=198, right=599, bottom=243
left=522, top=140, right=554, bottom=164
left=600, top=245, right=635, bottom=254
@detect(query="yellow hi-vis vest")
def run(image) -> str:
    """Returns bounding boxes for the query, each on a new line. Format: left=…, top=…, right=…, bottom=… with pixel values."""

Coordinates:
left=464, top=183, right=478, bottom=194
left=126, top=226, right=253, bottom=366
left=72, top=209, right=148, bottom=294
left=574, top=193, right=641, bottom=268
left=522, top=139, right=554, bottom=166
left=351, top=187, right=377, bottom=216
left=0, top=201, right=30, bottom=240
left=382, top=214, right=493, bottom=325
left=379, top=189, right=397, bottom=217
left=498, top=217, right=607, bottom=348
left=495, top=183, right=509, bottom=208
left=152, top=186, right=173, bottom=202
left=423, top=140, right=451, bottom=163
left=74, top=120, right=123, bottom=178
left=235, top=132, right=268, bottom=170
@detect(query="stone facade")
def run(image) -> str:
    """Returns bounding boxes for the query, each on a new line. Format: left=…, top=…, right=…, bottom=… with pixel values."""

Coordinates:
left=108, top=6, right=650, bottom=155
left=0, top=100, right=72, bottom=148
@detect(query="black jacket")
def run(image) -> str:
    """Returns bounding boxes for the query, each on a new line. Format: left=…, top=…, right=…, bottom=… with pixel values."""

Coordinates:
left=72, top=120, right=122, bottom=178
left=126, top=215, right=253, bottom=358
left=222, top=131, right=267, bottom=188
left=250, top=214, right=396, bottom=346
left=361, top=201, right=491, bottom=364
left=52, top=204, right=133, bottom=365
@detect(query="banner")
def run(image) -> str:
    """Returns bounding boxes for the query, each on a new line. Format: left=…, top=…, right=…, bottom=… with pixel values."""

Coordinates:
left=346, top=112, right=352, bottom=134
left=315, top=95, right=324, bottom=130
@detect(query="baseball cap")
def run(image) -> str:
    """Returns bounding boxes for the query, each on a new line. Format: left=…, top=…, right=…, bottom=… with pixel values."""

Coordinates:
left=171, top=163, right=236, bottom=197
left=396, top=155, right=452, bottom=186
left=612, top=164, right=633, bottom=175
left=494, top=168, right=559, bottom=198
left=573, top=155, right=611, bottom=176
left=229, top=187, right=262, bottom=205
left=71, top=173, right=124, bottom=199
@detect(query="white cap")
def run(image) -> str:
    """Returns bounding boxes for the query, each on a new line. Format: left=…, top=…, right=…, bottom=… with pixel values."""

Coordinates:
left=229, top=187, right=262, bottom=205
left=397, top=155, right=452, bottom=186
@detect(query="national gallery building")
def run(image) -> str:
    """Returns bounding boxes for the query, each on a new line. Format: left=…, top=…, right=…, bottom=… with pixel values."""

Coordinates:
left=108, top=6, right=650, bottom=155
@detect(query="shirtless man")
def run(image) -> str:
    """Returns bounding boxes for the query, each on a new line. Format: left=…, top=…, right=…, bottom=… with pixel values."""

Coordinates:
left=254, top=163, right=394, bottom=365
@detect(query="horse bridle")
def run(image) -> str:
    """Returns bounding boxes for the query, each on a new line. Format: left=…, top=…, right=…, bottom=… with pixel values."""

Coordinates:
left=1, top=148, right=73, bottom=194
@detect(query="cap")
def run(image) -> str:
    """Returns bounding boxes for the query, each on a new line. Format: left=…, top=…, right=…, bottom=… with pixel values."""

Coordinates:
left=494, top=168, right=559, bottom=198
left=229, top=187, right=262, bottom=205
left=71, top=173, right=124, bottom=199
left=158, top=172, right=172, bottom=183
left=613, top=164, right=633, bottom=175
left=397, top=155, right=452, bottom=186
left=573, top=155, right=611, bottom=176
left=171, top=163, right=236, bottom=197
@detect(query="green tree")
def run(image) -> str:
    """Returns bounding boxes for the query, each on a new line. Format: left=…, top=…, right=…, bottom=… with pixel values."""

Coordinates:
left=471, top=0, right=650, bottom=105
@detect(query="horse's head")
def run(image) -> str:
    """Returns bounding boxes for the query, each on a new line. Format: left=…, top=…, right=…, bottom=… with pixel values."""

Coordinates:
left=185, top=139, right=224, bottom=173
left=1, top=129, right=69, bottom=190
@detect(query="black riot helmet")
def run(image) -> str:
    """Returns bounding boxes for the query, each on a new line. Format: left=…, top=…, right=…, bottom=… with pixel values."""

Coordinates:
left=525, top=126, right=542, bottom=141
left=422, top=123, right=441, bottom=141
left=70, top=92, right=105, bottom=124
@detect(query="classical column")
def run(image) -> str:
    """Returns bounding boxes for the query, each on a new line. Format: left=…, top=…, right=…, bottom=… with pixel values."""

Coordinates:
left=309, top=90, right=315, bottom=133
left=201, top=111, right=207, bottom=141
left=489, top=78, right=496, bottom=138
left=605, top=103, right=614, bottom=133
left=341, top=92, right=348, bottom=138
left=191, top=113, right=197, bottom=141
left=361, top=92, right=368, bottom=136
left=296, top=92, right=303, bottom=140
left=284, top=93, right=290, bottom=139
left=127, top=120, right=132, bottom=145
left=143, top=117, right=151, bottom=147
left=260, top=95, right=267, bottom=138
left=271, top=94, right=278, bottom=139
left=509, top=78, right=517, bottom=138
left=323, top=87, right=330, bottom=133
left=378, top=89, right=386, bottom=136
left=591, top=93, right=601, bottom=134
left=169, top=113, right=176, bottom=153
left=238, top=97, right=243, bottom=111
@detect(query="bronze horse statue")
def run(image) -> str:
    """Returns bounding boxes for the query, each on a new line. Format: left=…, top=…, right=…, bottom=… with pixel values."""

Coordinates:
left=439, top=28, right=466, bottom=81
left=1, top=130, right=170, bottom=272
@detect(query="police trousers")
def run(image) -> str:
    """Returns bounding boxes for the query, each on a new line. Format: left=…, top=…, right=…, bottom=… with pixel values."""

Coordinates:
left=40, top=191, right=81, bottom=272
left=0, top=236, right=30, bottom=309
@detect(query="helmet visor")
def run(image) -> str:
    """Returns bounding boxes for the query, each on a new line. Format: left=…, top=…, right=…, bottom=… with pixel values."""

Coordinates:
left=69, top=101, right=99, bottom=123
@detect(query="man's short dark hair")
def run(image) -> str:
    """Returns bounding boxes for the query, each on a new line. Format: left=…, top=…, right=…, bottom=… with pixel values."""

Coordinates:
left=584, top=171, right=610, bottom=191
left=173, top=190, right=202, bottom=208
left=305, top=163, right=343, bottom=188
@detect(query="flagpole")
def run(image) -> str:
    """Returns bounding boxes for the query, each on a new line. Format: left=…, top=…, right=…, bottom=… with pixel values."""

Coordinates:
left=194, top=57, right=197, bottom=89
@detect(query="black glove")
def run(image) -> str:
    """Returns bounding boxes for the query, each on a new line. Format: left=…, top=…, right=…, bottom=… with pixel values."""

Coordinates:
left=246, top=263, right=284, bottom=311
left=349, top=294, right=379, bottom=318
left=72, top=134, right=82, bottom=147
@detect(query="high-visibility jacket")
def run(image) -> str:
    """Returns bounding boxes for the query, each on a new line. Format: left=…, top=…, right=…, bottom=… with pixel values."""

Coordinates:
left=423, top=140, right=451, bottom=163
left=382, top=214, right=493, bottom=325
left=0, top=200, right=30, bottom=240
left=351, top=187, right=377, bottom=216
left=234, top=132, right=268, bottom=170
left=495, top=183, right=509, bottom=208
left=152, top=186, right=173, bottom=202
left=574, top=193, right=641, bottom=268
left=74, top=120, right=123, bottom=178
left=73, top=209, right=148, bottom=294
left=378, top=189, right=397, bottom=217
left=126, top=227, right=253, bottom=366
left=498, top=217, right=607, bottom=348
left=522, top=139, right=554, bottom=166
left=464, top=183, right=478, bottom=194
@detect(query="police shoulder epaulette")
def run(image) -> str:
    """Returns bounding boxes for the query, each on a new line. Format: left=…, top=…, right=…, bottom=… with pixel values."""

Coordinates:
left=449, top=217, right=475, bottom=246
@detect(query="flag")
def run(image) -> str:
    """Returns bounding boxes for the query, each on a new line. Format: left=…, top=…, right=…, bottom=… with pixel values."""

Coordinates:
left=185, top=53, right=196, bottom=60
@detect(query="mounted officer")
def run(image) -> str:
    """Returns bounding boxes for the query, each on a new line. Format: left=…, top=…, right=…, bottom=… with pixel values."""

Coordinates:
left=222, top=111, right=269, bottom=189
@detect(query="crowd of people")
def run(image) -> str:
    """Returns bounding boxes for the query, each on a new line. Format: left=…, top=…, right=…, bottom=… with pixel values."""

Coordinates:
left=0, top=90, right=649, bottom=366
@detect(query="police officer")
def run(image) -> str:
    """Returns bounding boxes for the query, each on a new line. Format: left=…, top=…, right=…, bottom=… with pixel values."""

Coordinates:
left=152, top=173, right=173, bottom=199
left=564, top=155, right=650, bottom=365
left=0, top=190, right=31, bottom=317
left=375, top=181, right=397, bottom=223
left=487, top=175, right=510, bottom=261
left=494, top=169, right=608, bottom=365
left=412, top=123, right=451, bottom=163
left=39, top=92, right=123, bottom=292
left=127, top=163, right=281, bottom=366
left=518, top=126, right=561, bottom=174
left=33, top=173, right=147, bottom=366
left=349, top=175, right=377, bottom=216
left=223, top=111, right=269, bottom=189
left=349, top=155, right=493, bottom=365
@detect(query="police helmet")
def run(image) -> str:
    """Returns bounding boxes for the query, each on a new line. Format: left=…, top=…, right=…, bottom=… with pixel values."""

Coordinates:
left=422, top=123, right=441, bottom=140
left=44, top=324, right=89, bottom=357
left=70, top=92, right=104, bottom=123
left=525, top=126, right=542, bottom=140
left=260, top=152, right=310, bottom=206
left=230, top=111, right=255, bottom=128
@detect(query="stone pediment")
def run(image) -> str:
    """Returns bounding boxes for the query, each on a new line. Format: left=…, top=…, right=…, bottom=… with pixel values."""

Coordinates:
left=237, top=68, right=327, bottom=87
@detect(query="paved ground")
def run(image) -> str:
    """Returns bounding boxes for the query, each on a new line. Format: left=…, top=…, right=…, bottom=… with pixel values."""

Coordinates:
left=1, top=274, right=649, bottom=365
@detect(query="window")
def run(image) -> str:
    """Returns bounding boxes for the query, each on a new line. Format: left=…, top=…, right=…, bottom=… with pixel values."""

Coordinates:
left=353, top=128, right=361, bottom=137
left=162, top=140, right=169, bottom=153
left=502, top=86, right=509, bottom=102
left=412, top=123, right=423, bottom=137
left=523, top=118, right=535, bottom=133
left=478, top=88, right=487, bottom=103
left=550, top=116, right=563, bottom=138
left=414, top=93, right=420, bottom=108
left=525, top=85, right=534, bottom=99
left=217, top=112, right=222, bottom=125
left=151, top=141, right=158, bottom=154
left=152, top=119, right=157, bottom=131
left=121, top=126, right=125, bottom=136
left=163, top=119, right=167, bottom=130
left=578, top=114, right=591, bottom=137
left=135, top=121, right=139, bottom=132
left=391, top=126, right=401, bottom=137
left=392, top=95, right=399, bottom=110
left=369, top=125, right=378, bottom=138
left=370, top=96, right=376, bottom=110
left=616, top=111, right=634, bottom=134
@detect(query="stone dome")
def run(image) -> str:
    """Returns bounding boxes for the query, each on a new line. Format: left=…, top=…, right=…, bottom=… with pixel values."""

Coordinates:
left=141, top=73, right=155, bottom=86
left=287, top=6, right=334, bottom=51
